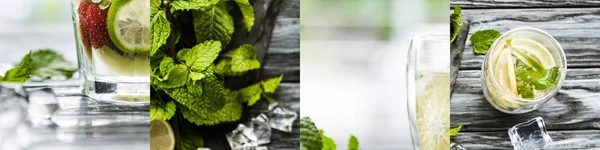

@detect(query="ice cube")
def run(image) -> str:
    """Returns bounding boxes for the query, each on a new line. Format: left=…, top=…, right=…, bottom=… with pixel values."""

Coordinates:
left=227, top=114, right=271, bottom=149
left=450, top=142, right=466, bottom=150
left=268, top=102, right=297, bottom=132
left=26, top=87, right=59, bottom=127
left=0, top=86, right=28, bottom=149
left=508, top=117, right=552, bottom=150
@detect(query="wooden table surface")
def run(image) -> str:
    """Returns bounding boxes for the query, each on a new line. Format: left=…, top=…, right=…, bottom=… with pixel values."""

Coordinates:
left=450, top=0, right=600, bottom=149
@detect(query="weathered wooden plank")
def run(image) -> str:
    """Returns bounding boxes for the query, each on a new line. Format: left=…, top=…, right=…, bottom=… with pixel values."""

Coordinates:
left=454, top=130, right=600, bottom=149
left=276, top=0, right=300, bottom=19
left=451, top=21, right=470, bottom=93
left=451, top=0, right=600, bottom=9
left=451, top=68, right=600, bottom=131
left=458, top=8, right=600, bottom=70
left=264, top=18, right=300, bottom=82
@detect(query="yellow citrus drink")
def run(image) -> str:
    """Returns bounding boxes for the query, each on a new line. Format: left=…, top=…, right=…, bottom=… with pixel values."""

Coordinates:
left=415, top=72, right=450, bottom=149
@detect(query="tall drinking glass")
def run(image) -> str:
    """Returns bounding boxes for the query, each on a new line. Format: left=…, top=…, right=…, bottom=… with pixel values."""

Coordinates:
left=70, top=0, right=150, bottom=104
left=406, top=34, right=450, bottom=149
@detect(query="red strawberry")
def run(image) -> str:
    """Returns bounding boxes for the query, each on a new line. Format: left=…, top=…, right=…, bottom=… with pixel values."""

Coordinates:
left=78, top=0, right=110, bottom=49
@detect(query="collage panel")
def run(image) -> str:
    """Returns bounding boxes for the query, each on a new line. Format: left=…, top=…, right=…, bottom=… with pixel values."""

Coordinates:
left=148, top=0, right=300, bottom=150
left=450, top=0, right=600, bottom=149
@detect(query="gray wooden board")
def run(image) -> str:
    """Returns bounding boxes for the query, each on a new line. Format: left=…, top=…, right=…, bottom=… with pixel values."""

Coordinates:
left=451, top=20, right=470, bottom=93
left=457, top=8, right=600, bottom=70
left=453, top=130, right=600, bottom=149
left=451, top=0, right=600, bottom=9
left=451, top=68, right=600, bottom=132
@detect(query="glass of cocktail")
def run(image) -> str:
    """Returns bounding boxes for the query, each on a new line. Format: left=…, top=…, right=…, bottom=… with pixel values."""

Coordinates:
left=70, top=0, right=150, bottom=104
left=406, top=34, right=450, bottom=149
left=481, top=27, right=566, bottom=114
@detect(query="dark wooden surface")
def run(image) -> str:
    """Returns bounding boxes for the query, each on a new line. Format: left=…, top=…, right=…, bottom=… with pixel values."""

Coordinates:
left=450, top=1, right=600, bottom=149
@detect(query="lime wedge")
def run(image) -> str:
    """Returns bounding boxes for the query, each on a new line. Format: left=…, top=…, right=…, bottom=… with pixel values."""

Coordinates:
left=108, top=0, right=150, bottom=54
left=151, top=120, right=175, bottom=150
left=415, top=73, right=450, bottom=149
left=508, top=38, right=555, bottom=68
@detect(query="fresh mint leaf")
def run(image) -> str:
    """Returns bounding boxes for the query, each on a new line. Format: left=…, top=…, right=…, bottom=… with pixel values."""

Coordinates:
left=450, top=125, right=462, bottom=137
left=262, top=93, right=276, bottom=103
left=234, top=0, right=254, bottom=31
left=236, top=83, right=262, bottom=106
left=181, top=41, right=222, bottom=72
left=450, top=5, right=461, bottom=43
left=187, top=79, right=203, bottom=97
left=533, top=67, right=559, bottom=90
left=29, top=49, right=78, bottom=80
left=3, top=51, right=33, bottom=83
left=166, top=74, right=226, bottom=113
left=151, top=10, right=171, bottom=57
left=517, top=82, right=534, bottom=99
left=321, top=130, right=336, bottom=150
left=189, top=71, right=205, bottom=81
left=262, top=75, right=283, bottom=93
left=154, top=64, right=189, bottom=89
left=171, top=0, right=220, bottom=12
left=470, top=29, right=501, bottom=55
left=150, top=100, right=176, bottom=121
left=348, top=135, right=359, bottom=150
left=151, top=0, right=161, bottom=8
left=230, top=44, right=261, bottom=73
left=177, top=48, right=191, bottom=61
left=180, top=88, right=243, bottom=126
left=300, top=117, right=323, bottom=150
left=193, top=3, right=234, bottom=46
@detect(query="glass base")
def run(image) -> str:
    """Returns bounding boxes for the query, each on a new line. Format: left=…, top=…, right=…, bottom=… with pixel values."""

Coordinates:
left=81, top=76, right=150, bottom=105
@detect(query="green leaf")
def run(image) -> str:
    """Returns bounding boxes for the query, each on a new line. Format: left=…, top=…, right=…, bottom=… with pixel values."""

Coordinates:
left=470, top=29, right=501, bottom=55
left=450, top=5, right=462, bottom=43
left=348, top=135, right=359, bottom=150
left=181, top=41, right=222, bottom=71
left=171, top=0, right=220, bottom=12
left=262, top=75, right=283, bottom=93
left=517, top=82, right=534, bottom=99
left=180, top=120, right=205, bottom=149
left=154, top=64, right=189, bottom=89
left=262, top=94, right=277, bottom=103
left=151, top=0, right=161, bottom=8
left=159, top=57, right=176, bottom=78
left=230, top=44, right=261, bottom=73
left=151, top=11, right=171, bottom=57
left=236, top=83, right=262, bottom=106
left=165, top=74, right=226, bottom=114
left=150, top=101, right=176, bottom=121
left=187, top=79, right=203, bottom=97
left=234, top=0, right=254, bottom=31
left=30, top=49, right=78, bottom=80
left=3, top=51, right=33, bottom=83
left=193, top=3, right=234, bottom=46
left=300, top=117, right=323, bottom=150
left=189, top=71, right=205, bottom=81
left=533, top=67, right=559, bottom=90
left=321, top=130, right=336, bottom=150
left=180, top=88, right=243, bottom=126
left=450, top=125, right=462, bottom=137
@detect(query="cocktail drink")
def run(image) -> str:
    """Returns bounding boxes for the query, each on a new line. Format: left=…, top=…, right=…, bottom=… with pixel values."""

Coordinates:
left=406, top=34, right=450, bottom=149
left=482, top=27, right=566, bottom=114
left=70, top=0, right=150, bottom=103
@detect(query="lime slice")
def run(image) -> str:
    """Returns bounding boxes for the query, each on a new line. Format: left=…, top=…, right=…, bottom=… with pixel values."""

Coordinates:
left=494, top=46, right=518, bottom=97
left=151, top=120, right=175, bottom=150
left=415, top=73, right=450, bottom=149
left=509, top=38, right=555, bottom=68
left=107, top=0, right=150, bottom=54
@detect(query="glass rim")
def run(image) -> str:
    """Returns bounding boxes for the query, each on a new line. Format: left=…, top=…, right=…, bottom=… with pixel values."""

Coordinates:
left=483, top=27, right=567, bottom=103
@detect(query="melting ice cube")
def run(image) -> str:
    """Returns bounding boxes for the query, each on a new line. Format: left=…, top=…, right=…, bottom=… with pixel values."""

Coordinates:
left=268, top=102, right=297, bottom=132
left=508, top=117, right=552, bottom=150
left=227, top=114, right=271, bottom=149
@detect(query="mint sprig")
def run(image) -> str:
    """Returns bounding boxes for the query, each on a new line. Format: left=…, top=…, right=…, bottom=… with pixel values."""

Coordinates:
left=450, top=5, right=462, bottom=43
left=470, top=29, right=501, bottom=55
left=1, top=49, right=77, bottom=83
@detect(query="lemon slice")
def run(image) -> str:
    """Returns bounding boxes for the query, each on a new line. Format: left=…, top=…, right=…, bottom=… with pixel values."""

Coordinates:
left=415, top=73, right=450, bottom=149
left=151, top=120, right=175, bottom=150
left=494, top=46, right=518, bottom=96
left=508, top=38, right=555, bottom=68
left=108, top=0, right=150, bottom=54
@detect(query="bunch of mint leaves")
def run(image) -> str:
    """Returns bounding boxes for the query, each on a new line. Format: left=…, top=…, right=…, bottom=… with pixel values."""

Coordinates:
left=300, top=117, right=359, bottom=150
left=0, top=49, right=77, bottom=83
left=150, top=0, right=283, bottom=149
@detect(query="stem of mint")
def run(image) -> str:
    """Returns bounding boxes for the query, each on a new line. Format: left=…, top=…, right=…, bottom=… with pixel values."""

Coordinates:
left=163, top=0, right=177, bottom=62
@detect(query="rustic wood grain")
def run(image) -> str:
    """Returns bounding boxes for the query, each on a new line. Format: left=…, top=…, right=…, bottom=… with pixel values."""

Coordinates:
left=263, top=18, right=300, bottom=82
left=458, top=8, right=600, bottom=70
left=454, top=130, right=600, bottom=149
left=451, top=0, right=600, bottom=9
left=451, top=68, right=600, bottom=132
left=451, top=21, right=470, bottom=94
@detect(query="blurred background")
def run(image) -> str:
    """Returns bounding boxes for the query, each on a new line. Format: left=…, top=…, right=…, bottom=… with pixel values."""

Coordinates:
left=0, top=0, right=75, bottom=74
left=300, top=0, right=448, bottom=149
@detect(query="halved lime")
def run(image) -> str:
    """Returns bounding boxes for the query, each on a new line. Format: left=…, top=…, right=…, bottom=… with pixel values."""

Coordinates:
left=151, top=120, right=175, bottom=150
left=107, top=0, right=150, bottom=54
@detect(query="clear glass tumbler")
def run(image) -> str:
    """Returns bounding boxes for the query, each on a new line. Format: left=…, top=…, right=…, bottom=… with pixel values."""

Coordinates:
left=70, top=0, right=150, bottom=104
left=406, top=34, right=450, bottom=149
left=481, top=27, right=566, bottom=114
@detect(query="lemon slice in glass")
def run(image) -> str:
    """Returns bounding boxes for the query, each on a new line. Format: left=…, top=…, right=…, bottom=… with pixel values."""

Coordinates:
left=108, top=0, right=150, bottom=54
left=151, top=120, right=175, bottom=150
